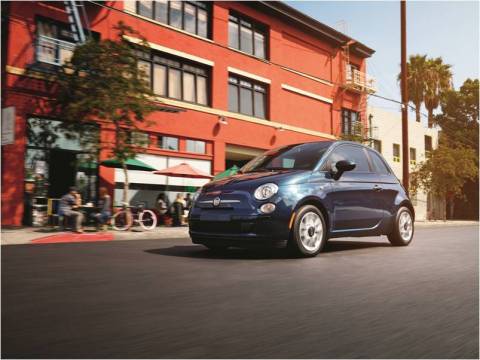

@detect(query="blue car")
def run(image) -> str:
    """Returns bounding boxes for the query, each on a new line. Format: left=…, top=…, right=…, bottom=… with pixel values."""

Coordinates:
left=189, top=141, right=414, bottom=257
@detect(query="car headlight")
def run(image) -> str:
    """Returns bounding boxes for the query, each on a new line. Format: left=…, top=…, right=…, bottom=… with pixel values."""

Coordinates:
left=254, top=183, right=279, bottom=200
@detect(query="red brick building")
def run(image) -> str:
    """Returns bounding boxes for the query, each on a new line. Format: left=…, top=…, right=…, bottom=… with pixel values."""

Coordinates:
left=1, top=1, right=375, bottom=226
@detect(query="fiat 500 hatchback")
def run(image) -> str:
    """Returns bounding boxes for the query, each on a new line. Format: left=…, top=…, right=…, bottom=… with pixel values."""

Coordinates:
left=189, top=141, right=414, bottom=257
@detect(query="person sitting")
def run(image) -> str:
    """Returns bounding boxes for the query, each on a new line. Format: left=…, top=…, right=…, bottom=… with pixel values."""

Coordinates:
left=59, top=187, right=84, bottom=233
left=92, top=187, right=111, bottom=231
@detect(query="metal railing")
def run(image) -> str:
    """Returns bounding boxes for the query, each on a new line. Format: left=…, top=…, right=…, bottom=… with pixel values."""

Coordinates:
left=345, top=65, right=376, bottom=93
left=36, top=35, right=76, bottom=66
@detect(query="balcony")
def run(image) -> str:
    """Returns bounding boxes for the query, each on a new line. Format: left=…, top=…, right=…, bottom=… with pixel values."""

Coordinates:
left=36, top=35, right=76, bottom=67
left=344, top=65, right=376, bottom=94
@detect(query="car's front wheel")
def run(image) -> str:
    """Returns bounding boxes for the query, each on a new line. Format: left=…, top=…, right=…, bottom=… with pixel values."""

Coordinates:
left=388, top=206, right=414, bottom=246
left=289, top=205, right=327, bottom=257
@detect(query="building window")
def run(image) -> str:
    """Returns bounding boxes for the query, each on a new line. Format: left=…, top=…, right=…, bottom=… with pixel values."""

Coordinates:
left=228, top=13, right=267, bottom=59
left=409, top=147, right=416, bottom=165
left=36, top=19, right=76, bottom=66
left=136, top=1, right=210, bottom=38
left=128, top=132, right=149, bottom=147
left=137, top=50, right=210, bottom=106
left=393, top=143, right=401, bottom=162
left=342, top=109, right=360, bottom=136
left=186, top=139, right=206, bottom=154
left=371, top=139, right=382, bottom=153
left=228, top=75, right=267, bottom=119
left=158, top=136, right=178, bottom=151
left=425, top=135, right=433, bottom=156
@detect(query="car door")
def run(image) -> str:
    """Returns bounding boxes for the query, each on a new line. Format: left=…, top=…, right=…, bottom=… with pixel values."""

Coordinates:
left=366, top=149, right=401, bottom=219
left=326, top=144, right=384, bottom=231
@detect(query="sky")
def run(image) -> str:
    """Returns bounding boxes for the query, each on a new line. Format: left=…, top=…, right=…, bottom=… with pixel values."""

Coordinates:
left=286, top=1, right=479, bottom=118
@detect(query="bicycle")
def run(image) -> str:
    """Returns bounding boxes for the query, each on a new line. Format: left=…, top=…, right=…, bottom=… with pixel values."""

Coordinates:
left=112, top=203, right=157, bottom=231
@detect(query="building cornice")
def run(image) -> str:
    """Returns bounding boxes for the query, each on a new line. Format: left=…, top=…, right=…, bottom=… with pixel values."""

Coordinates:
left=123, top=35, right=215, bottom=66
left=281, top=84, right=333, bottom=104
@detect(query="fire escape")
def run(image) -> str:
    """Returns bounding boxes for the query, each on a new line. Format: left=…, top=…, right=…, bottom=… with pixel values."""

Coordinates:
left=340, top=40, right=377, bottom=142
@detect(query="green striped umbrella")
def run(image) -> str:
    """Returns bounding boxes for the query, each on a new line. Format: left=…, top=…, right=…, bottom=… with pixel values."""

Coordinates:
left=213, top=165, right=240, bottom=180
left=100, top=158, right=156, bottom=171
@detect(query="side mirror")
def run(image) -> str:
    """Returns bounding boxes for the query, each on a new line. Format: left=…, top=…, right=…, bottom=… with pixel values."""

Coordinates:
left=331, top=160, right=356, bottom=180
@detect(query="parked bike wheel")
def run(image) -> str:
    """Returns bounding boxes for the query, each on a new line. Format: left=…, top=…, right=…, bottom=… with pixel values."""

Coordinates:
left=139, top=210, right=157, bottom=230
left=112, top=210, right=132, bottom=231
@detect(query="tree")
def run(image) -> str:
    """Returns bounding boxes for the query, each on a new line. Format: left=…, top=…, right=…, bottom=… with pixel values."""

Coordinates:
left=398, top=55, right=452, bottom=125
left=424, top=57, right=452, bottom=127
left=410, top=144, right=477, bottom=219
left=54, top=22, right=158, bottom=203
left=411, top=78, right=479, bottom=219
left=399, top=54, right=428, bottom=123
left=434, top=78, right=479, bottom=152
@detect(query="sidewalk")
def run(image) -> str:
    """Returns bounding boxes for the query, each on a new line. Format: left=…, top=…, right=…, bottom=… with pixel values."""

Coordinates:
left=1, top=221, right=478, bottom=246
left=1, top=226, right=189, bottom=245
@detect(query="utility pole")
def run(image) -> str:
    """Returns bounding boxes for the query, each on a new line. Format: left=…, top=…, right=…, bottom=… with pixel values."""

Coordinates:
left=400, top=0, right=409, bottom=193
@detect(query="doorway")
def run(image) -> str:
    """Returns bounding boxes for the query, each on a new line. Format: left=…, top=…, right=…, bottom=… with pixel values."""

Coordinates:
left=48, top=149, right=77, bottom=198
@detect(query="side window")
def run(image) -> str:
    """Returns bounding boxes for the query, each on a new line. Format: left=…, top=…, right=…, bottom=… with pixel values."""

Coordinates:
left=368, top=150, right=391, bottom=175
left=324, top=145, right=370, bottom=172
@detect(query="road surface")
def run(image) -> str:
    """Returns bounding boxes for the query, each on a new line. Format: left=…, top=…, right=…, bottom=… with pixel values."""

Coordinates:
left=2, top=225, right=478, bottom=358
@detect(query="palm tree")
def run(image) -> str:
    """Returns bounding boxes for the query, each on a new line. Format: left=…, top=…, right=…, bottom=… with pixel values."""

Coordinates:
left=399, top=54, right=428, bottom=123
left=424, top=57, right=452, bottom=127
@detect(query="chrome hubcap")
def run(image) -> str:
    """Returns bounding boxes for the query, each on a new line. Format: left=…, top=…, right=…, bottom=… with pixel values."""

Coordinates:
left=299, top=212, right=323, bottom=252
left=399, top=211, right=413, bottom=241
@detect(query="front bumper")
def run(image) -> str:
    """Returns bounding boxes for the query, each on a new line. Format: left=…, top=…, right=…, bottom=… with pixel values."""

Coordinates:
left=189, top=188, right=294, bottom=248
left=189, top=214, right=289, bottom=248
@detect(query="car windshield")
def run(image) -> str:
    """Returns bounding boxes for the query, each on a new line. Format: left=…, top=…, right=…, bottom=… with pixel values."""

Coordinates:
left=241, top=142, right=332, bottom=173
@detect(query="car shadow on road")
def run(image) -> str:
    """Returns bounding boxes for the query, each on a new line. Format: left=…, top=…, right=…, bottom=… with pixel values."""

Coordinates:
left=145, top=240, right=391, bottom=260
left=324, top=240, right=391, bottom=253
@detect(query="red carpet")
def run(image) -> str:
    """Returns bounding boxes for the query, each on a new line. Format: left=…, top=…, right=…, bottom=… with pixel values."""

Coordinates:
left=31, top=232, right=114, bottom=244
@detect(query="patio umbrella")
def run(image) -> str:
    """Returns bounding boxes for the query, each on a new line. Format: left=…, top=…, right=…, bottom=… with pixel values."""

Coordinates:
left=213, top=165, right=239, bottom=180
left=100, top=158, right=157, bottom=171
left=78, top=160, right=98, bottom=174
left=153, top=163, right=213, bottom=179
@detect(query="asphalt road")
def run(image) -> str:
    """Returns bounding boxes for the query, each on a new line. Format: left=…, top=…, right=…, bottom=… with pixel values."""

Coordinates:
left=2, top=225, right=478, bottom=359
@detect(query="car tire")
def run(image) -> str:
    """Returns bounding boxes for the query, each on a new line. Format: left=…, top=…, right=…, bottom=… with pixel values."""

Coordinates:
left=388, top=206, right=414, bottom=246
left=289, top=205, right=327, bottom=257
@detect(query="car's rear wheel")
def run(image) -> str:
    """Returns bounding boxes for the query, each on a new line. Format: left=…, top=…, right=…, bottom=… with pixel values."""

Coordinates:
left=289, top=205, right=327, bottom=257
left=388, top=206, right=414, bottom=246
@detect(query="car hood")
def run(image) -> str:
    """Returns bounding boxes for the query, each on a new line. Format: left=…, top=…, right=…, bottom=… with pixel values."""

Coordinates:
left=202, top=170, right=312, bottom=192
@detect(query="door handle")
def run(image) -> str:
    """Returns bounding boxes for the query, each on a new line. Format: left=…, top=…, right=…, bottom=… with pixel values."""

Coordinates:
left=373, top=185, right=383, bottom=192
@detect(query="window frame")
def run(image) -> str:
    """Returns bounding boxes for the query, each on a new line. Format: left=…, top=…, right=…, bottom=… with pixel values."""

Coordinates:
left=186, top=139, right=206, bottom=154
left=341, top=108, right=360, bottom=136
left=371, top=139, right=382, bottom=153
left=128, top=131, right=150, bottom=148
left=228, top=74, right=268, bottom=119
left=367, top=149, right=391, bottom=175
left=409, top=147, right=417, bottom=165
left=424, top=135, right=433, bottom=156
left=322, top=144, right=373, bottom=173
left=157, top=135, right=179, bottom=151
left=136, top=1, right=211, bottom=39
left=138, top=49, right=211, bottom=106
left=228, top=11, right=269, bottom=60
left=393, top=143, right=401, bottom=162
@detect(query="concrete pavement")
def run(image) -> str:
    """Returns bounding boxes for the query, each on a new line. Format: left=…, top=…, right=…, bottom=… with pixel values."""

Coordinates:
left=2, top=225, right=478, bottom=358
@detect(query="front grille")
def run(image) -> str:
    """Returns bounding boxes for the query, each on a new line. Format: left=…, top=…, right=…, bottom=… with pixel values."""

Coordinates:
left=190, top=220, right=256, bottom=234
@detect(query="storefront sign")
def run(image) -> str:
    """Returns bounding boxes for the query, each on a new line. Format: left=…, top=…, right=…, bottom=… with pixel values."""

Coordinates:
left=1, top=106, right=15, bottom=145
